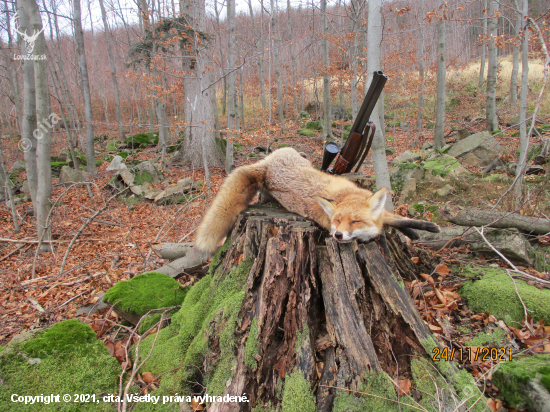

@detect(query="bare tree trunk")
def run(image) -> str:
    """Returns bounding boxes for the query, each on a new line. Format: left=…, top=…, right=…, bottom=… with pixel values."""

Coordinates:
left=271, top=0, right=284, bottom=126
left=416, top=0, right=425, bottom=139
left=321, top=0, right=332, bottom=139
left=367, top=0, right=392, bottom=211
left=0, top=2, right=22, bottom=129
left=214, top=0, right=227, bottom=117
left=178, top=0, right=223, bottom=168
left=226, top=0, right=237, bottom=174
left=99, top=0, right=124, bottom=140
left=514, top=0, right=529, bottom=207
left=486, top=0, right=499, bottom=132
left=87, top=0, right=109, bottom=126
left=238, top=43, right=245, bottom=130
left=286, top=0, right=297, bottom=115
left=510, top=0, right=521, bottom=106
left=434, top=0, right=446, bottom=150
left=15, top=3, right=38, bottom=207
left=0, top=138, right=20, bottom=233
left=478, top=0, right=487, bottom=89
left=73, top=0, right=96, bottom=175
left=19, top=0, right=52, bottom=251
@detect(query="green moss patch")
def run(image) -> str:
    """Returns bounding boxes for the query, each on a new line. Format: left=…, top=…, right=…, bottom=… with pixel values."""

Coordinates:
left=298, top=128, right=316, bottom=136
left=133, top=239, right=254, bottom=402
left=493, top=354, right=550, bottom=409
left=459, top=267, right=550, bottom=326
left=464, top=328, right=507, bottom=347
left=245, top=317, right=259, bottom=369
left=124, top=132, right=159, bottom=149
left=332, top=371, right=399, bottom=412
left=305, top=120, right=322, bottom=130
left=423, top=157, right=460, bottom=176
left=22, top=319, right=97, bottom=358
left=103, top=272, right=189, bottom=319
left=0, top=320, right=120, bottom=411
left=281, top=370, right=316, bottom=412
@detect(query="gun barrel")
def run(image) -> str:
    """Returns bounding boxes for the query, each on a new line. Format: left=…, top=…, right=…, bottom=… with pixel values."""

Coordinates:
left=348, top=71, right=387, bottom=136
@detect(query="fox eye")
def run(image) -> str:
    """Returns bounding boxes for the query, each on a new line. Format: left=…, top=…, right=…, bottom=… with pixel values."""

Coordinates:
left=335, top=219, right=341, bottom=224
left=351, top=220, right=362, bottom=224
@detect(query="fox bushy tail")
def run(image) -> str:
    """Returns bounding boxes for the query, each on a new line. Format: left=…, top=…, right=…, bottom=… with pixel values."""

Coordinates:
left=195, top=163, right=268, bottom=256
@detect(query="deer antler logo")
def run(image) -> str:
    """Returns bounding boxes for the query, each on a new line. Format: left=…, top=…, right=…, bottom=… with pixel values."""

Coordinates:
left=13, top=12, right=44, bottom=55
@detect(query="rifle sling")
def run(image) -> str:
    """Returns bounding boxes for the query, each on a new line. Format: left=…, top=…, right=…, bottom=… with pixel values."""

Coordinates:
left=353, top=122, right=376, bottom=173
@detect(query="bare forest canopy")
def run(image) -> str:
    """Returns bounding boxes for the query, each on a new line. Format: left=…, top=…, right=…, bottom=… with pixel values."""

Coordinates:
left=0, top=0, right=548, bottom=134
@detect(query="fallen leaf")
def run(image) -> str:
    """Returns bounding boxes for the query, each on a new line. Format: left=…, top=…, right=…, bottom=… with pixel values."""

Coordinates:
left=142, top=372, right=156, bottom=385
left=435, top=263, right=450, bottom=275
left=411, top=257, right=420, bottom=264
left=397, top=378, right=412, bottom=396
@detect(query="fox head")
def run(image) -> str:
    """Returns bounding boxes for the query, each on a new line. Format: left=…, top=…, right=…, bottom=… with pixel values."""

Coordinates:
left=316, top=188, right=388, bottom=242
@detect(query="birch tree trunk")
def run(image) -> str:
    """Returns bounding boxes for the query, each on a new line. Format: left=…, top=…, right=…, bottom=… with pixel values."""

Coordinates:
left=19, top=0, right=52, bottom=251
left=99, top=0, right=124, bottom=140
left=366, top=0, right=392, bottom=211
left=510, top=0, right=521, bottom=106
left=486, top=0, right=499, bottom=132
left=15, top=3, right=38, bottom=206
left=226, top=0, right=237, bottom=173
left=73, top=0, right=96, bottom=175
left=514, top=0, right=529, bottom=207
left=321, top=0, right=332, bottom=139
left=434, top=0, right=446, bottom=150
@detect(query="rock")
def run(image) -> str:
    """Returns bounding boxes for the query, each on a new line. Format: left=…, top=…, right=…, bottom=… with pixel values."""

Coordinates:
left=422, top=142, right=433, bottom=150
left=106, top=155, right=127, bottom=171
left=59, top=166, right=90, bottom=185
left=493, top=354, right=550, bottom=412
left=118, top=169, right=135, bottom=186
left=153, top=180, right=197, bottom=204
left=401, top=177, right=417, bottom=199
left=10, top=160, right=26, bottom=171
left=390, top=164, right=424, bottom=183
left=0, top=329, right=43, bottom=357
left=177, top=177, right=193, bottom=187
left=436, top=184, right=454, bottom=197
left=57, top=150, right=68, bottom=162
left=447, top=131, right=501, bottom=166
left=457, top=129, right=471, bottom=141
left=508, top=162, right=517, bottom=174
left=461, top=152, right=483, bottom=167
left=391, top=150, right=421, bottom=166
left=133, top=161, right=161, bottom=184
left=129, top=185, right=143, bottom=196
left=423, top=155, right=461, bottom=177
left=331, top=104, right=350, bottom=121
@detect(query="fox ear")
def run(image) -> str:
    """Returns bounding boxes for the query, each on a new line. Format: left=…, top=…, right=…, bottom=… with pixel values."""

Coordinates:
left=316, top=197, right=335, bottom=218
left=368, top=188, right=387, bottom=220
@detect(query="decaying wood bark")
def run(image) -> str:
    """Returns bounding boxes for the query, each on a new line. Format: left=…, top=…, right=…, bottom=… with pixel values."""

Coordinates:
left=439, top=204, right=550, bottom=235
left=198, top=205, right=478, bottom=411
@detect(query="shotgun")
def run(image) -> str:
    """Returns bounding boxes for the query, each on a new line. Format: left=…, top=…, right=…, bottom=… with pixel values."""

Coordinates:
left=321, top=70, right=388, bottom=174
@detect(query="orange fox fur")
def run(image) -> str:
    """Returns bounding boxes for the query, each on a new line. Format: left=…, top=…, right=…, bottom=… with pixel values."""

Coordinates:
left=195, top=148, right=439, bottom=255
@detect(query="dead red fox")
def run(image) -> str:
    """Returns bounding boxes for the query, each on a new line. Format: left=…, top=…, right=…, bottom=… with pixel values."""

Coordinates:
left=196, top=148, right=439, bottom=255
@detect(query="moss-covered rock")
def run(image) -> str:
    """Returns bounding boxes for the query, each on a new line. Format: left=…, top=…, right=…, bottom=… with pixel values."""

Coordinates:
left=0, top=320, right=120, bottom=412
left=423, top=156, right=461, bottom=177
left=493, top=354, right=550, bottom=410
left=124, top=132, right=159, bottom=149
left=103, top=272, right=189, bottom=325
left=305, top=120, right=322, bottom=130
left=459, top=267, right=550, bottom=326
left=298, top=128, right=316, bottom=137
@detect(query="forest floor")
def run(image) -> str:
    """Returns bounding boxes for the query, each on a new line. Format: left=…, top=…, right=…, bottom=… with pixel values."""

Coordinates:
left=1, top=66, right=550, bottom=409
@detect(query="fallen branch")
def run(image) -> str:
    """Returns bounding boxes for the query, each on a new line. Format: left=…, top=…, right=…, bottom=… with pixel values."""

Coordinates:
left=151, top=242, right=195, bottom=260
left=439, top=205, right=550, bottom=235
left=153, top=247, right=210, bottom=278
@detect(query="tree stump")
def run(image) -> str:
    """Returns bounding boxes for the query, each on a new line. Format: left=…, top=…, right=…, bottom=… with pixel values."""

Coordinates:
left=152, top=204, right=487, bottom=411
